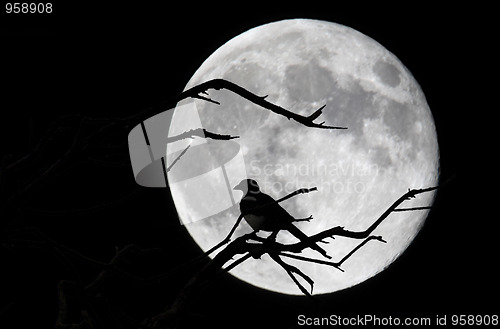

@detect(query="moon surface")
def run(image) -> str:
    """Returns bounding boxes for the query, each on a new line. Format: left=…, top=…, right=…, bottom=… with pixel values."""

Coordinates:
left=171, top=19, right=439, bottom=295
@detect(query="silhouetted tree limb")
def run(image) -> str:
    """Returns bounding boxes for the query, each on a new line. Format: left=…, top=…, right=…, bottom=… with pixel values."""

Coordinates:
left=269, top=253, right=315, bottom=297
left=3, top=227, right=167, bottom=287
left=5, top=229, right=162, bottom=328
left=3, top=114, right=82, bottom=173
left=141, top=185, right=438, bottom=326
left=0, top=302, right=15, bottom=318
left=56, top=280, right=83, bottom=329
left=271, top=186, right=439, bottom=256
left=251, top=235, right=385, bottom=271
left=164, top=144, right=191, bottom=174
left=173, top=79, right=347, bottom=130
left=143, top=233, right=384, bottom=325
left=166, top=127, right=239, bottom=143
left=1, top=123, right=228, bottom=220
left=247, top=234, right=386, bottom=294
left=394, top=206, right=433, bottom=212
left=22, top=187, right=145, bottom=216
left=1, top=115, right=85, bottom=226
left=277, top=251, right=345, bottom=272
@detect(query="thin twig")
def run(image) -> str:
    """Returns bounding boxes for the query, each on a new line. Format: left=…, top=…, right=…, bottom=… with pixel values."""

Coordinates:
left=269, top=253, right=315, bottom=297
left=278, top=252, right=344, bottom=272
left=337, top=236, right=386, bottom=267
left=393, top=206, right=433, bottom=212
left=165, top=144, right=191, bottom=172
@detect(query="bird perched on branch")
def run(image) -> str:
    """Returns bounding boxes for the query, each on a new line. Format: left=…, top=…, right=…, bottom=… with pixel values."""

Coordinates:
left=234, top=179, right=331, bottom=259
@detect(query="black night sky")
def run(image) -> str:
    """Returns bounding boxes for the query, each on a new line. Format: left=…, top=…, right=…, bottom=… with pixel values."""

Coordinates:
left=0, top=3, right=492, bottom=329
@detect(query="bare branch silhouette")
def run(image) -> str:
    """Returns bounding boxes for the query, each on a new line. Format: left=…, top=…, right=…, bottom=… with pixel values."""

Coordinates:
left=270, top=253, right=315, bottom=297
left=141, top=185, right=438, bottom=326
left=394, top=206, right=433, bottom=212
left=173, top=79, right=347, bottom=130
left=166, top=127, right=239, bottom=143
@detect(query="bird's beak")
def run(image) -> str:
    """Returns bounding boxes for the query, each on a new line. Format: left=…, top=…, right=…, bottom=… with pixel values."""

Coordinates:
left=233, top=181, right=247, bottom=191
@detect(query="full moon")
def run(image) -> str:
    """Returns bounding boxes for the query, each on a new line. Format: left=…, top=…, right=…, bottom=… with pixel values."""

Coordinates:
left=170, top=19, right=439, bottom=295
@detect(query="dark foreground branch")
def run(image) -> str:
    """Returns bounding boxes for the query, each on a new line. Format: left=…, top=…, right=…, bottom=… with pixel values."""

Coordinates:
left=269, top=253, right=315, bottom=297
left=166, top=127, right=239, bottom=143
left=281, top=186, right=439, bottom=253
left=143, top=185, right=438, bottom=327
left=174, top=79, right=347, bottom=130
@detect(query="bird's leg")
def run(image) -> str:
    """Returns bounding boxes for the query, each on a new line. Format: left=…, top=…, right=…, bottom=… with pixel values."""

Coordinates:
left=248, top=231, right=258, bottom=239
left=293, top=215, right=313, bottom=223
left=268, top=231, right=279, bottom=241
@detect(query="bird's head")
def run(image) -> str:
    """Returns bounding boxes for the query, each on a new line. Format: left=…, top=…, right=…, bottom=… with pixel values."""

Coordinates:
left=233, top=179, right=260, bottom=195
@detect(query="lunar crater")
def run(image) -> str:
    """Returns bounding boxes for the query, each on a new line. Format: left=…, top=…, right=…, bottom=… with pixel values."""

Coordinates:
left=373, top=59, right=401, bottom=87
left=322, top=76, right=378, bottom=138
left=284, top=60, right=337, bottom=105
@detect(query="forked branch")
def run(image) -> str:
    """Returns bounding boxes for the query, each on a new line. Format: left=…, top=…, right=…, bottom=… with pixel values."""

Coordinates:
left=280, top=186, right=439, bottom=254
left=142, top=184, right=439, bottom=325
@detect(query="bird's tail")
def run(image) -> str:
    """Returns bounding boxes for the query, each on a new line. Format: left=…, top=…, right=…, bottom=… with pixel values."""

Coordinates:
left=288, top=225, right=331, bottom=259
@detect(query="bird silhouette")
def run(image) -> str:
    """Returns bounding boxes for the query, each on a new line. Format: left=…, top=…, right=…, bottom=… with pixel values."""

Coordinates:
left=234, top=179, right=331, bottom=259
